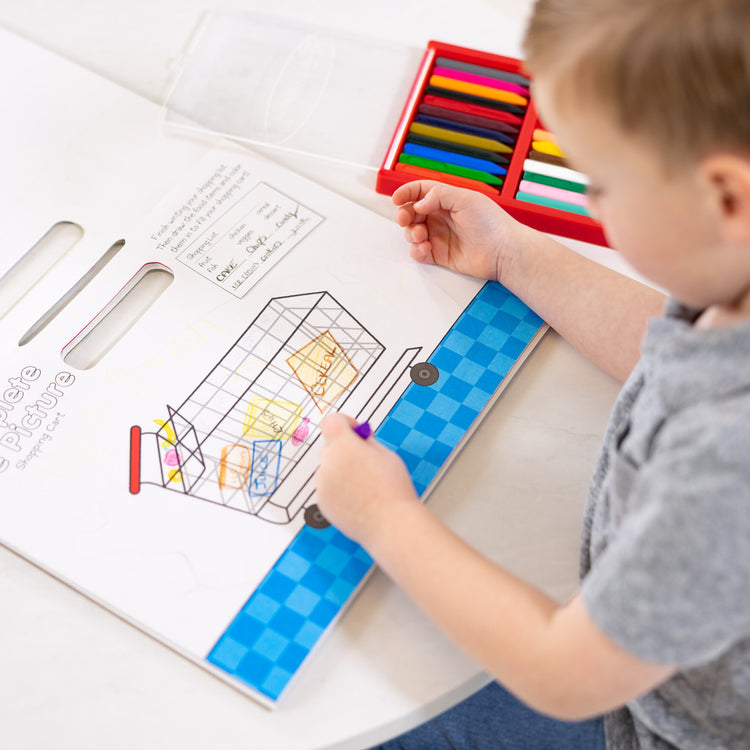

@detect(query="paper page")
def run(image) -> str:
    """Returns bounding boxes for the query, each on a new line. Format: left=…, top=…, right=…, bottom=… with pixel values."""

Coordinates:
left=1, top=28, right=546, bottom=706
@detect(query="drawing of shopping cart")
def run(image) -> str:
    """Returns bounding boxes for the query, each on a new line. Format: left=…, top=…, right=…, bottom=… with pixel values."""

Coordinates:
left=129, top=291, right=423, bottom=525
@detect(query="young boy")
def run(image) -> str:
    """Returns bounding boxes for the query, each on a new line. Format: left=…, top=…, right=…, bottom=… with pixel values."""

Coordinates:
left=315, top=0, right=750, bottom=747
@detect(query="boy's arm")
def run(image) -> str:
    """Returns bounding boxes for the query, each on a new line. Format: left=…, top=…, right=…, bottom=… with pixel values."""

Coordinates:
left=371, top=498, right=675, bottom=720
left=500, top=226, right=664, bottom=383
left=316, top=414, right=675, bottom=721
left=394, top=181, right=666, bottom=382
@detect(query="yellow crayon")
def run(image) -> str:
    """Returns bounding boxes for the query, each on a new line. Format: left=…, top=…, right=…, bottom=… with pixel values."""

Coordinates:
left=410, top=122, right=514, bottom=154
left=531, top=139, right=566, bottom=158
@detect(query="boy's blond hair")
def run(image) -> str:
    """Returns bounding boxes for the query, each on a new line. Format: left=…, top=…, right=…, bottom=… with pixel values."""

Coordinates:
left=523, top=0, right=750, bottom=166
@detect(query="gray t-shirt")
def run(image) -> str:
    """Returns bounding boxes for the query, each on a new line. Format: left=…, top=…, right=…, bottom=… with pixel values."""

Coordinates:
left=580, top=299, right=750, bottom=749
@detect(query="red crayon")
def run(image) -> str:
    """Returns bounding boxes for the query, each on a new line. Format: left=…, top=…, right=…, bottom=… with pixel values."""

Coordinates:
left=394, top=162, right=502, bottom=195
left=422, top=94, right=523, bottom=127
left=417, top=103, right=519, bottom=137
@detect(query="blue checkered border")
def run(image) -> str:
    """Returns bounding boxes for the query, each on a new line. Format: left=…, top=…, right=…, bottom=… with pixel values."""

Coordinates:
left=206, top=281, right=545, bottom=701
left=376, top=281, right=544, bottom=494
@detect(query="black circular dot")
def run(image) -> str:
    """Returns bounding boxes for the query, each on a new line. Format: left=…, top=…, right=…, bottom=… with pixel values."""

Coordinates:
left=410, top=362, right=439, bottom=386
left=304, top=503, right=330, bottom=529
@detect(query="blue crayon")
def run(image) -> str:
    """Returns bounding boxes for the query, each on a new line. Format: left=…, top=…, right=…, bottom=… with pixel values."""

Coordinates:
left=402, top=142, right=508, bottom=175
left=406, top=133, right=510, bottom=166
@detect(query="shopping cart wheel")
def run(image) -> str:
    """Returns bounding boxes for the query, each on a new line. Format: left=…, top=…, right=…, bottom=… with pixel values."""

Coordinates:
left=304, top=503, right=330, bottom=529
left=410, top=361, right=439, bottom=386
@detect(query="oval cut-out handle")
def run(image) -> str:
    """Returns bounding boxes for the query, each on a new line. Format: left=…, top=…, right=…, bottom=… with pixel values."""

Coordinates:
left=18, top=239, right=124, bottom=346
left=0, top=221, right=84, bottom=319
left=62, top=263, right=174, bottom=370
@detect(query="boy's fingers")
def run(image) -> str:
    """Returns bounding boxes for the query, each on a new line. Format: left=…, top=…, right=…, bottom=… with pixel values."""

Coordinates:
left=320, top=412, right=357, bottom=440
left=392, top=181, right=424, bottom=207
left=414, top=183, right=462, bottom=216
left=407, top=223, right=428, bottom=243
left=395, top=205, right=423, bottom=228
left=410, top=241, right=435, bottom=264
left=392, top=179, right=442, bottom=208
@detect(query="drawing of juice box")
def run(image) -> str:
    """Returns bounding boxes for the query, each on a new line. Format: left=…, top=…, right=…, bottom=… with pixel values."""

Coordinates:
left=129, top=291, right=423, bottom=525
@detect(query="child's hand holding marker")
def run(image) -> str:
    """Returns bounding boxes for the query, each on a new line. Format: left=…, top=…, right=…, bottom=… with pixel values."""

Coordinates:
left=316, top=413, right=420, bottom=547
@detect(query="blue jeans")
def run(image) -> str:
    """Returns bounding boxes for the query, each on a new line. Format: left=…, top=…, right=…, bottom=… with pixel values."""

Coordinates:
left=371, top=681, right=607, bottom=750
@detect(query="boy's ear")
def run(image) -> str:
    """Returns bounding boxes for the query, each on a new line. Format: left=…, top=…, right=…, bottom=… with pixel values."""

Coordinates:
left=702, top=154, right=750, bottom=245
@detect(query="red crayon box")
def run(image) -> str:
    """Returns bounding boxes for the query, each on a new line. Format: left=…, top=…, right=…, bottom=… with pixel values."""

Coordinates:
left=376, top=41, right=608, bottom=248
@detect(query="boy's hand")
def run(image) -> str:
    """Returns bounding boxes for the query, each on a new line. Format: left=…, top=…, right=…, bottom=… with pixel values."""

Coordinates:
left=392, top=180, right=525, bottom=282
left=315, top=412, right=419, bottom=547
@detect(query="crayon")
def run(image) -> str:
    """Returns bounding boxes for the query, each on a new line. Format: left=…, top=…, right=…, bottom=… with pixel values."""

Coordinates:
left=422, top=94, right=523, bottom=128
left=398, top=153, right=504, bottom=184
left=425, top=86, right=527, bottom=117
left=409, top=122, right=513, bottom=154
left=414, top=113, right=515, bottom=145
left=518, top=179, right=588, bottom=207
left=522, top=158, right=588, bottom=186
left=407, top=133, right=510, bottom=165
left=417, top=103, right=519, bottom=137
left=429, top=74, right=528, bottom=107
left=532, top=128, right=557, bottom=142
left=531, top=140, right=566, bottom=158
left=515, top=191, right=591, bottom=216
left=432, top=66, right=530, bottom=97
left=521, top=170, right=587, bottom=195
left=434, top=56, right=531, bottom=87
left=527, top=149, right=569, bottom=167
left=422, top=94, right=522, bottom=127
left=403, top=142, right=507, bottom=175
left=394, top=162, right=502, bottom=195
left=353, top=421, right=372, bottom=439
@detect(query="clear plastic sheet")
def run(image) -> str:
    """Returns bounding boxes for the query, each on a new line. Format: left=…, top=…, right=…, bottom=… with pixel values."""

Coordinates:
left=163, top=10, right=423, bottom=169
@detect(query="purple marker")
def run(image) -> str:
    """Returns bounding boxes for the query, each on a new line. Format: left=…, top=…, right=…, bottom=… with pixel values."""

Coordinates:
left=353, top=421, right=372, bottom=439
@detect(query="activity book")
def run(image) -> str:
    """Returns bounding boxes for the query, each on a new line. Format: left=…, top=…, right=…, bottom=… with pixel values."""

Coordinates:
left=1, top=21, right=550, bottom=706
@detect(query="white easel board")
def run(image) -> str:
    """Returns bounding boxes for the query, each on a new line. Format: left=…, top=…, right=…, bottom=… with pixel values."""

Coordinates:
left=0, top=28, right=546, bottom=705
